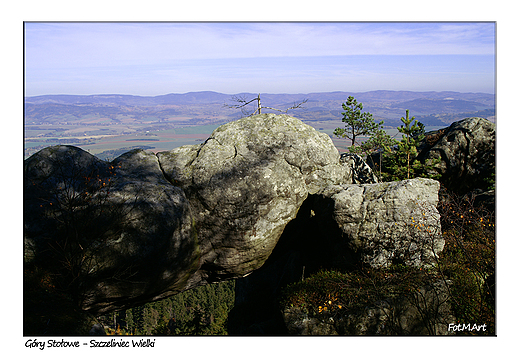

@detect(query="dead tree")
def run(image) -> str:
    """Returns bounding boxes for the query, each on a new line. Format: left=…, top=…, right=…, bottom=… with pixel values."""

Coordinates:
left=224, top=93, right=307, bottom=116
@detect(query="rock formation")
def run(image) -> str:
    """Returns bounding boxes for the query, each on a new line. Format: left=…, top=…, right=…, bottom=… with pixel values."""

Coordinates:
left=24, top=114, right=358, bottom=316
left=417, top=117, right=495, bottom=196
left=316, top=178, right=443, bottom=268
left=156, top=114, right=350, bottom=284
left=24, top=146, right=198, bottom=314
left=24, top=113, right=453, bottom=334
left=228, top=177, right=444, bottom=334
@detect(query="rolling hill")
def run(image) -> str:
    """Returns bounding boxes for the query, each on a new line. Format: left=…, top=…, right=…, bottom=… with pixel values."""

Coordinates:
left=24, top=90, right=495, bottom=158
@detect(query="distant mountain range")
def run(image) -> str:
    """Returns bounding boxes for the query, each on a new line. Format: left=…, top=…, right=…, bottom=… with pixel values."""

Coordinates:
left=25, top=90, right=495, bottom=127
left=25, top=90, right=495, bottom=106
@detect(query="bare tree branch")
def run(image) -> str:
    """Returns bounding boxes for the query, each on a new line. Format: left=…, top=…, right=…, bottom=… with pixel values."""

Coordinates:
left=224, top=94, right=307, bottom=117
left=262, top=99, right=309, bottom=113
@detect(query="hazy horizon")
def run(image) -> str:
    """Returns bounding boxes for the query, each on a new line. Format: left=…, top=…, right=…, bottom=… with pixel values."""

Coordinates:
left=25, top=88, right=496, bottom=99
left=24, top=22, right=495, bottom=97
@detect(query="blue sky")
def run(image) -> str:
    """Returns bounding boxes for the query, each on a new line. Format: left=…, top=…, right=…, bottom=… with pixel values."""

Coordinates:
left=24, top=22, right=495, bottom=96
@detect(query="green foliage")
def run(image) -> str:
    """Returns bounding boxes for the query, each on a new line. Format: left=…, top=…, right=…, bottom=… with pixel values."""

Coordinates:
left=102, top=280, right=236, bottom=335
left=483, top=171, right=495, bottom=191
left=381, top=110, right=441, bottom=181
left=334, top=96, right=383, bottom=147
left=280, top=266, right=428, bottom=316
left=385, top=109, right=423, bottom=180
left=336, top=106, right=441, bottom=182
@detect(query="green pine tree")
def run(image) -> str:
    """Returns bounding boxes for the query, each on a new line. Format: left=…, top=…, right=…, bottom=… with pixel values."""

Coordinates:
left=119, top=280, right=235, bottom=335
left=382, top=110, right=440, bottom=181
left=334, top=96, right=383, bottom=147
left=398, top=109, right=423, bottom=179
left=125, top=309, right=135, bottom=334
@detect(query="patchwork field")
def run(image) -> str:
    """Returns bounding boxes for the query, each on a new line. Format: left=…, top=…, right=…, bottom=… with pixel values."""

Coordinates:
left=24, top=90, right=493, bottom=159
left=24, top=124, right=222, bottom=159
left=25, top=116, right=446, bottom=161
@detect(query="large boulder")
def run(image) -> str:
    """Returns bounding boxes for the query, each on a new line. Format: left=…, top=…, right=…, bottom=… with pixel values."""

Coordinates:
left=315, top=178, right=444, bottom=268
left=157, top=114, right=350, bottom=281
left=417, top=117, right=495, bottom=195
left=24, top=146, right=198, bottom=314
left=24, top=114, right=352, bottom=316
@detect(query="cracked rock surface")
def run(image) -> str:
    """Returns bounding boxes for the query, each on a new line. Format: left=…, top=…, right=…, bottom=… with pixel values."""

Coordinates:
left=24, top=146, right=197, bottom=314
left=24, top=114, right=352, bottom=315
left=157, top=114, right=350, bottom=282
left=314, top=178, right=444, bottom=268
left=418, top=117, right=495, bottom=194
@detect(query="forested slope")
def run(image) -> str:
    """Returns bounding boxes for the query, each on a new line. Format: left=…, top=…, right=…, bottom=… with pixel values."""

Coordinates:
left=99, top=281, right=235, bottom=335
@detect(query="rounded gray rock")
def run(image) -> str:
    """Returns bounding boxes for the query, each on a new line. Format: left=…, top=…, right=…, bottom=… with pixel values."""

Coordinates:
left=157, top=114, right=350, bottom=280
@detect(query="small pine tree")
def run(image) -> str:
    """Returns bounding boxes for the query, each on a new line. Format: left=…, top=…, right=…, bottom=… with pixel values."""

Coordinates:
left=382, top=110, right=440, bottom=181
left=126, top=309, right=135, bottom=334
left=334, top=96, right=383, bottom=147
left=398, top=109, right=423, bottom=179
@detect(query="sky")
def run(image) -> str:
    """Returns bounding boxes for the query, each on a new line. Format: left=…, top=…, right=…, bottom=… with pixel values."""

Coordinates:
left=23, top=22, right=496, bottom=97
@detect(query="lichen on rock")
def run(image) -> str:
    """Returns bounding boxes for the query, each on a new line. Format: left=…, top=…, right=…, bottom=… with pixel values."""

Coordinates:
left=315, top=178, right=444, bottom=268
left=157, top=114, right=350, bottom=281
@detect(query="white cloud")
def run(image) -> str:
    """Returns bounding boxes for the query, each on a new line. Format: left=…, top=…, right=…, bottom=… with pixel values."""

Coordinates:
left=25, top=22, right=495, bottom=67
left=23, top=22, right=495, bottom=96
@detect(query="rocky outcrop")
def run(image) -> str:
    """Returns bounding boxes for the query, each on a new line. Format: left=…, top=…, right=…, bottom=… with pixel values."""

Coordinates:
left=24, top=114, right=356, bottom=316
left=24, top=114, right=447, bottom=333
left=315, top=178, right=444, bottom=268
left=157, top=114, right=350, bottom=283
left=417, top=117, right=495, bottom=195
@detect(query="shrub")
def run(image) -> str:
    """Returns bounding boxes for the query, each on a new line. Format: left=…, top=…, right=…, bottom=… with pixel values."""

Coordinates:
left=436, top=188, right=495, bottom=335
left=280, top=266, right=430, bottom=317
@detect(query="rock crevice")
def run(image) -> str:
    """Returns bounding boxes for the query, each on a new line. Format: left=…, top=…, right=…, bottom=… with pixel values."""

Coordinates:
left=25, top=114, right=448, bottom=320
